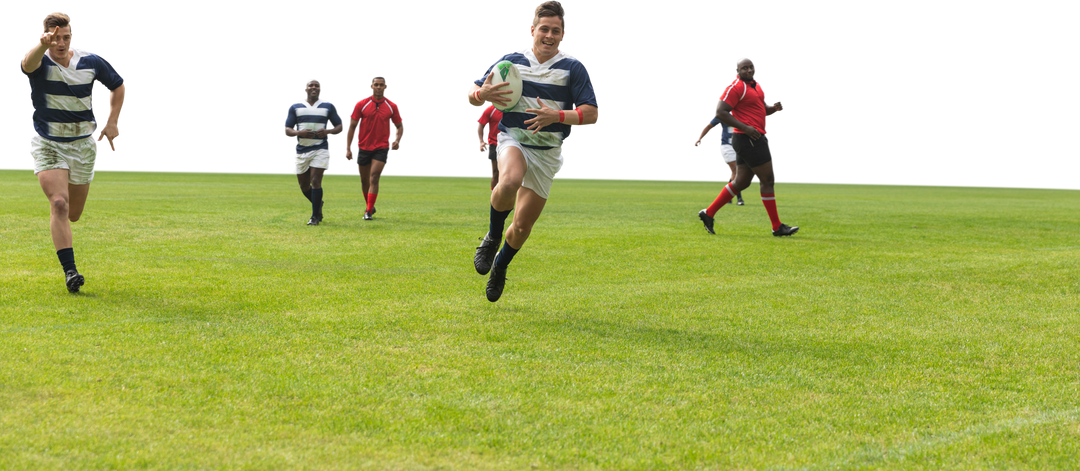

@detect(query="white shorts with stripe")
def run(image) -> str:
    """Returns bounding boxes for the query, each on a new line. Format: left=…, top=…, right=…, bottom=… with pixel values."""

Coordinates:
left=497, top=132, right=562, bottom=199
left=721, top=144, right=737, bottom=164
left=295, top=149, right=330, bottom=174
left=32, top=135, right=97, bottom=185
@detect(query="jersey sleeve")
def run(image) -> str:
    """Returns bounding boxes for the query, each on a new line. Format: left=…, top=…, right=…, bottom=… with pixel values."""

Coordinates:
left=709, top=117, right=722, bottom=126
left=351, top=100, right=364, bottom=121
left=91, top=55, right=124, bottom=91
left=470, top=51, right=511, bottom=87
left=285, top=105, right=297, bottom=128
left=390, top=102, right=402, bottom=125
left=328, top=104, right=342, bottom=127
left=721, top=81, right=744, bottom=109
left=568, top=61, right=597, bottom=108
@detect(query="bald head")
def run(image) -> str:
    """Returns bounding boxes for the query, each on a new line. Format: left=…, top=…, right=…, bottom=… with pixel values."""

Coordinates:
left=736, top=59, right=755, bottom=82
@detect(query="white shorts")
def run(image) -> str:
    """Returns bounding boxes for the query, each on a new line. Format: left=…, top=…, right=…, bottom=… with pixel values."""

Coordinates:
left=497, top=132, right=563, bottom=199
left=32, top=135, right=97, bottom=185
left=296, top=148, right=330, bottom=174
left=721, top=144, right=737, bottom=164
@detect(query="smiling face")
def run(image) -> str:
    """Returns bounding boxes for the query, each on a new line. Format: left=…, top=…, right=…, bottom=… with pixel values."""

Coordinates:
left=306, top=80, right=320, bottom=102
left=530, top=16, right=563, bottom=62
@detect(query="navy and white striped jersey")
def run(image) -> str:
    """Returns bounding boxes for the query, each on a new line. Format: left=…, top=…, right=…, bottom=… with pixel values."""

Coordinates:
left=285, top=101, right=342, bottom=153
left=23, top=49, right=124, bottom=142
left=475, top=49, right=597, bottom=150
left=709, top=118, right=733, bottom=145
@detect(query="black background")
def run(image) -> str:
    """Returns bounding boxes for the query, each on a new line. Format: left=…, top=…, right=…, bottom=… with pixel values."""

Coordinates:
left=10, top=5, right=1071, bottom=185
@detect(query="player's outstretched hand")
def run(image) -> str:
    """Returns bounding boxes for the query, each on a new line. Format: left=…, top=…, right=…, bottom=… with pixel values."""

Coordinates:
left=40, top=26, right=60, bottom=49
left=524, top=98, right=558, bottom=134
left=345, top=149, right=353, bottom=161
left=478, top=72, right=512, bottom=106
left=98, top=124, right=118, bottom=150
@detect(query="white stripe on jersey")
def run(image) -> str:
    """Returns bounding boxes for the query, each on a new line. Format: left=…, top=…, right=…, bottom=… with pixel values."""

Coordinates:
left=519, top=67, right=570, bottom=87
left=46, top=94, right=93, bottom=112
left=48, top=121, right=96, bottom=138
left=510, top=96, right=567, bottom=114
left=46, top=65, right=96, bottom=85
left=294, top=107, right=330, bottom=118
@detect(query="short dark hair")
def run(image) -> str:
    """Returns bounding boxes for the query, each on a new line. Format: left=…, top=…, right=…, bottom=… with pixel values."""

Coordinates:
left=533, top=1, right=564, bottom=28
left=372, top=77, right=385, bottom=84
left=369, top=73, right=390, bottom=85
left=44, top=12, right=70, bottom=32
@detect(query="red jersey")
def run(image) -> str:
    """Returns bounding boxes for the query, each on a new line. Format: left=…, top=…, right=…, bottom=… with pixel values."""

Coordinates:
left=478, top=106, right=503, bottom=145
left=350, top=96, right=402, bottom=151
left=720, top=77, right=767, bottom=135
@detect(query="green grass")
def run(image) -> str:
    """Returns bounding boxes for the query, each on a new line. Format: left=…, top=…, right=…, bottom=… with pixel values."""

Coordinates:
left=1, top=169, right=1077, bottom=470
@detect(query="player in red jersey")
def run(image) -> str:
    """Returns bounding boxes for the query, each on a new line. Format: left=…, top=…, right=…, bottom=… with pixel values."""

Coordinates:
left=346, top=77, right=403, bottom=220
left=698, top=58, right=798, bottom=237
left=477, top=105, right=503, bottom=189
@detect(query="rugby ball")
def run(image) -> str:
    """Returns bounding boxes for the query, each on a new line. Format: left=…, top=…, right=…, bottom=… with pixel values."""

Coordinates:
left=492, top=60, right=523, bottom=111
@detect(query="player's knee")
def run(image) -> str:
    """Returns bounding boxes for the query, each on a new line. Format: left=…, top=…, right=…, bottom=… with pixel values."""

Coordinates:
left=50, top=197, right=69, bottom=215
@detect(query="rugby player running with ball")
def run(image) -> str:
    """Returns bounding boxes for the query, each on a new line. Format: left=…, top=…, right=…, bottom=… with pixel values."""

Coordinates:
left=469, top=1, right=598, bottom=302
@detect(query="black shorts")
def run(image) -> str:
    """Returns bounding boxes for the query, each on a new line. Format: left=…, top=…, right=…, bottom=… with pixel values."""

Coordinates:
left=356, top=148, right=389, bottom=166
left=731, top=133, right=772, bottom=168
left=487, top=146, right=497, bottom=161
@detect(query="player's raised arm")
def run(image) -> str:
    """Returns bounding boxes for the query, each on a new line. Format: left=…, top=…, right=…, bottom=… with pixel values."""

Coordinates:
left=22, top=26, right=61, bottom=74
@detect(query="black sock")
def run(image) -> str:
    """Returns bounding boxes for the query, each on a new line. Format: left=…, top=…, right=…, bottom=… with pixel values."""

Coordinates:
left=494, top=241, right=519, bottom=269
left=489, top=206, right=511, bottom=240
left=311, top=188, right=323, bottom=217
left=57, top=247, right=77, bottom=273
left=302, top=188, right=312, bottom=202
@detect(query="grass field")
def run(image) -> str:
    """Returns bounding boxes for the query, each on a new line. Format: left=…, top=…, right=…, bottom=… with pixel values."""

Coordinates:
left=1, top=169, right=1077, bottom=470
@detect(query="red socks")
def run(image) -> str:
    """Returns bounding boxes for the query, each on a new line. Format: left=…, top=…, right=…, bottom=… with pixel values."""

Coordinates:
left=706, top=183, right=736, bottom=217
left=365, top=193, right=378, bottom=212
left=761, top=193, right=781, bottom=231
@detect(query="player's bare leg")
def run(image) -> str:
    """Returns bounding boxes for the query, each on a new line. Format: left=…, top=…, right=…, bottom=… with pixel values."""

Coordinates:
left=297, top=169, right=312, bottom=196
left=504, top=186, right=546, bottom=250
left=492, top=147, right=526, bottom=212
left=38, top=169, right=86, bottom=291
left=38, top=169, right=74, bottom=250
left=357, top=163, right=371, bottom=196
left=368, top=160, right=385, bottom=196
left=749, top=161, right=775, bottom=194
left=67, top=182, right=90, bottom=224
left=490, top=159, right=500, bottom=190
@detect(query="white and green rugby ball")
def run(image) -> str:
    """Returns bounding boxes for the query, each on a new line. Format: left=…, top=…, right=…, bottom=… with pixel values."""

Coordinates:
left=492, top=60, right=523, bottom=111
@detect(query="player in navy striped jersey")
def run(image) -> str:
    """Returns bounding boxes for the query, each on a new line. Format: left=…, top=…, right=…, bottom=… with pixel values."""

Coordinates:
left=22, top=12, right=125, bottom=293
left=469, top=1, right=598, bottom=302
left=285, top=80, right=342, bottom=225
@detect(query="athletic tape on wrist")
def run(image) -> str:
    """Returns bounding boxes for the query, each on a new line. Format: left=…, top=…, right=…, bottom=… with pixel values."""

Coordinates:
left=575, top=108, right=584, bottom=123
left=473, top=90, right=481, bottom=101
left=558, top=110, right=566, bottom=123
